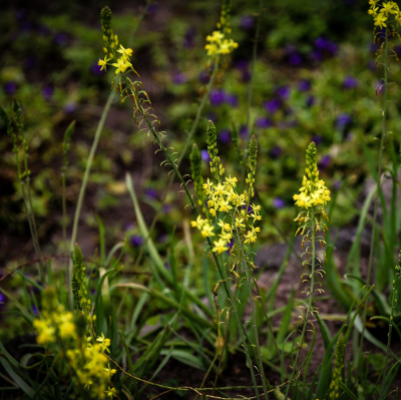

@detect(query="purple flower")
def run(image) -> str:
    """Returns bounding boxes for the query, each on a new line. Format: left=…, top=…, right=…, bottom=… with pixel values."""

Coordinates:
left=0, top=292, right=6, bottom=307
left=130, top=235, right=144, bottom=247
left=315, top=37, right=328, bottom=49
left=343, top=75, right=358, bottom=89
left=124, top=222, right=135, bottom=231
left=145, top=188, right=158, bottom=199
left=325, top=42, right=337, bottom=55
left=218, top=129, right=231, bottom=144
left=288, top=53, right=302, bottom=66
left=318, top=155, right=331, bottom=171
left=273, top=198, right=285, bottom=209
left=225, top=93, right=238, bottom=107
left=163, top=204, right=172, bottom=214
left=38, top=24, right=51, bottom=36
left=227, top=239, right=234, bottom=251
left=312, top=37, right=337, bottom=60
left=64, top=102, right=76, bottom=114
left=376, top=81, right=384, bottom=94
left=240, top=15, right=254, bottom=29
left=269, top=146, right=282, bottom=158
left=298, top=80, right=311, bottom=92
left=201, top=150, right=210, bottom=162
left=333, top=180, right=342, bottom=191
left=235, top=60, right=248, bottom=70
left=239, top=125, right=248, bottom=139
left=369, top=42, right=379, bottom=53
left=147, top=4, right=159, bottom=15
left=256, top=117, right=272, bottom=128
left=183, top=26, right=197, bottom=49
left=336, top=113, right=352, bottom=130
left=42, top=87, right=53, bottom=101
left=55, top=32, right=68, bottom=46
left=210, top=89, right=226, bottom=106
left=24, top=56, right=36, bottom=69
left=90, top=288, right=96, bottom=295
left=275, top=86, right=290, bottom=100
left=3, top=82, right=17, bottom=95
left=264, top=99, right=281, bottom=114
left=241, top=69, right=252, bottom=83
left=173, top=72, right=187, bottom=84
left=198, top=71, right=210, bottom=84
left=91, top=62, right=104, bottom=76
left=306, top=95, right=315, bottom=108
left=32, top=305, right=38, bottom=317
left=312, top=135, right=323, bottom=145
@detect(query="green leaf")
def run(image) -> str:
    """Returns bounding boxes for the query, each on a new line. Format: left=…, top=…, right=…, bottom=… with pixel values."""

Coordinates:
left=160, top=349, right=206, bottom=371
left=0, top=358, right=35, bottom=398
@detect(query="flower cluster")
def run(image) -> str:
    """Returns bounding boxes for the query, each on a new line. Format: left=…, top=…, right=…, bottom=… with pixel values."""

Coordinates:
left=191, top=122, right=261, bottom=254
left=293, top=142, right=331, bottom=210
left=98, top=7, right=134, bottom=74
left=33, top=287, right=116, bottom=398
left=205, top=31, right=238, bottom=57
left=369, top=0, right=401, bottom=28
left=205, top=0, right=238, bottom=58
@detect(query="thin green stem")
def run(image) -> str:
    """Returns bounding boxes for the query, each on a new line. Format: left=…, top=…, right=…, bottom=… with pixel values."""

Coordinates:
left=236, top=234, right=269, bottom=400
left=61, top=171, right=67, bottom=255
left=360, top=27, right=389, bottom=367
left=68, top=91, right=115, bottom=306
left=285, top=208, right=316, bottom=400
left=243, top=0, right=263, bottom=163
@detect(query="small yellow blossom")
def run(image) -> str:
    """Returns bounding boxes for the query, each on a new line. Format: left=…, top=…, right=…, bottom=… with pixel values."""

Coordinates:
left=212, top=239, right=229, bottom=254
left=111, top=57, right=132, bottom=74
left=105, top=387, right=118, bottom=398
left=374, top=12, right=388, bottom=27
left=117, top=44, right=133, bottom=59
left=98, top=56, right=111, bottom=71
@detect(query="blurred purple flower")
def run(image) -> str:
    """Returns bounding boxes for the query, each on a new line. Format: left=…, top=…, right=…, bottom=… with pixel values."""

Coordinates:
left=240, top=15, right=254, bottom=29
left=306, top=95, right=315, bottom=108
left=64, top=102, right=76, bottom=114
left=130, top=235, right=144, bottom=247
left=241, top=69, right=252, bottom=83
left=163, top=204, right=172, bottom=214
left=15, top=9, right=26, bottom=21
left=298, top=80, right=311, bottom=92
left=343, top=75, right=358, bottom=89
left=145, top=188, right=158, bottom=199
left=124, top=222, right=135, bottom=231
left=90, top=288, right=96, bottom=295
left=235, top=60, right=248, bottom=70
left=227, top=239, right=234, bottom=251
left=256, top=117, right=272, bottom=128
left=315, top=37, right=328, bottom=49
left=318, top=155, right=331, bottom=171
left=173, top=72, right=187, bottom=84
left=55, top=32, right=68, bottom=46
left=0, top=292, right=6, bottom=307
left=198, top=71, right=210, bottom=84
left=165, top=261, right=171, bottom=270
left=333, top=180, right=342, bottom=191
left=210, top=89, right=226, bottom=106
left=269, top=146, right=282, bottom=158
left=183, top=26, right=197, bottom=49
left=24, top=56, right=36, bottom=69
left=219, top=129, right=231, bottom=144
left=147, top=4, right=159, bottom=15
left=42, top=87, right=53, bottom=101
left=369, top=42, right=379, bottom=53
left=312, top=38, right=337, bottom=61
left=264, top=99, right=281, bottom=114
left=336, top=113, right=352, bottom=130
left=3, top=82, right=17, bottom=95
left=32, top=305, right=38, bottom=317
left=91, top=62, right=104, bottom=76
left=312, top=135, right=323, bottom=145
left=288, top=53, right=302, bottom=66
left=38, top=24, right=51, bottom=36
left=275, top=86, right=290, bottom=99
left=201, top=150, right=210, bottom=162
left=273, top=198, right=285, bottom=209
left=376, top=81, right=384, bottom=94
left=239, top=125, right=248, bottom=139
left=225, top=93, right=238, bottom=107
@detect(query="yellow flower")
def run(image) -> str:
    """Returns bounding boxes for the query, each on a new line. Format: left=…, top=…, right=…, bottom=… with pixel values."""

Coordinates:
left=117, top=44, right=133, bottom=59
left=111, top=57, right=132, bottom=74
left=96, top=333, right=111, bottom=353
left=98, top=56, right=111, bottom=71
left=212, top=239, right=229, bottom=254
left=105, top=387, right=118, bottom=398
left=244, top=230, right=257, bottom=244
left=374, top=12, right=388, bottom=28
left=201, top=223, right=215, bottom=238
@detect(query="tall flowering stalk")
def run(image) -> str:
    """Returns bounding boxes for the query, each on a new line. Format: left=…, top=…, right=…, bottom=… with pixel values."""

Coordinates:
left=191, top=126, right=268, bottom=399
left=285, top=142, right=330, bottom=397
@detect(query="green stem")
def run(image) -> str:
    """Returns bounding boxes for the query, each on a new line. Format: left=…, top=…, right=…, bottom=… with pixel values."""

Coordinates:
left=68, top=91, right=115, bottom=306
left=61, top=170, right=67, bottom=255
left=360, top=26, right=389, bottom=367
left=236, top=233, right=269, bottom=400
left=285, top=208, right=316, bottom=399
